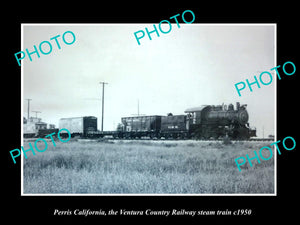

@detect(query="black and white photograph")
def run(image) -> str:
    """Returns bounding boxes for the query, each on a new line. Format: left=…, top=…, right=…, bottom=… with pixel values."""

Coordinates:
left=21, top=24, right=276, bottom=195
left=4, top=4, right=299, bottom=223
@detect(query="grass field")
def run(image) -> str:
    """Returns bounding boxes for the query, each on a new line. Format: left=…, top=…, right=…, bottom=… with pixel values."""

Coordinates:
left=23, top=139, right=275, bottom=194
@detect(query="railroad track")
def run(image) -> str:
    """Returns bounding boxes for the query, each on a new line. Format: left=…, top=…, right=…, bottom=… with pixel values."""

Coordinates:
left=75, top=137, right=275, bottom=142
left=245, top=138, right=274, bottom=142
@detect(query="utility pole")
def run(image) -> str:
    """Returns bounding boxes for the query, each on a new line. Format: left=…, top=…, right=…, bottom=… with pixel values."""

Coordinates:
left=137, top=99, right=139, bottom=116
left=99, top=82, right=108, bottom=131
left=32, top=111, right=41, bottom=118
left=25, top=99, right=32, bottom=120
left=131, top=99, right=145, bottom=117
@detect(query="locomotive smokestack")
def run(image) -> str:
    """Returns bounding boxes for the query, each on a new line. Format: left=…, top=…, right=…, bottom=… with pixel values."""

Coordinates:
left=236, top=102, right=240, bottom=110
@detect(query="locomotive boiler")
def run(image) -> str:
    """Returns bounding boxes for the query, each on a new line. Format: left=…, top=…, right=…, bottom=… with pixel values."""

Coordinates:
left=185, top=102, right=256, bottom=139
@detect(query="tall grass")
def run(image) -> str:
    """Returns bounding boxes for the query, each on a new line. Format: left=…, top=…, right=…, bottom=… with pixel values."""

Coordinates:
left=23, top=140, right=274, bottom=194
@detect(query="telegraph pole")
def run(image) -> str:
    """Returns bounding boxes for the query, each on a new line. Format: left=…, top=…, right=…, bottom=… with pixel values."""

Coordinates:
left=131, top=99, right=145, bottom=117
left=25, top=99, right=32, bottom=120
left=137, top=99, right=139, bottom=116
left=99, top=82, right=108, bottom=131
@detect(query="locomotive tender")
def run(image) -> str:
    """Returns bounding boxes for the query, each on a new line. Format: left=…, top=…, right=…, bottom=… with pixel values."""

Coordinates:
left=56, top=102, right=256, bottom=140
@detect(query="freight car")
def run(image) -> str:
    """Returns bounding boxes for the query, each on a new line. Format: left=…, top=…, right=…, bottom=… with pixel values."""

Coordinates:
left=23, top=117, right=59, bottom=138
left=58, top=116, right=98, bottom=137
left=120, top=115, right=162, bottom=139
left=38, top=128, right=59, bottom=138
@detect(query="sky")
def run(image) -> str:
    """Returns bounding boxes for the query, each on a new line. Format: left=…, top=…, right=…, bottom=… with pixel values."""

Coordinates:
left=22, top=24, right=275, bottom=137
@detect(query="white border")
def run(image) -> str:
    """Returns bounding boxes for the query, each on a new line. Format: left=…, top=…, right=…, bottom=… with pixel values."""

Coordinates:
left=21, top=23, right=277, bottom=196
left=274, top=24, right=277, bottom=196
left=21, top=25, right=24, bottom=195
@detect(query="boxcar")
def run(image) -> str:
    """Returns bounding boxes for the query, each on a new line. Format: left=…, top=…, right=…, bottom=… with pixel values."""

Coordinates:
left=59, top=116, right=97, bottom=137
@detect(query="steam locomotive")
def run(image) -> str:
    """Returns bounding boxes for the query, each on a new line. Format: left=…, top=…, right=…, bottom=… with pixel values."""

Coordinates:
left=56, top=102, right=256, bottom=140
left=184, top=102, right=256, bottom=139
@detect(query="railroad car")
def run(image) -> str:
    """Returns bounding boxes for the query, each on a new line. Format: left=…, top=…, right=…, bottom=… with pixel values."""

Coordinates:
left=23, top=117, right=47, bottom=138
left=58, top=116, right=98, bottom=137
left=120, top=115, right=162, bottom=138
left=37, top=128, right=59, bottom=138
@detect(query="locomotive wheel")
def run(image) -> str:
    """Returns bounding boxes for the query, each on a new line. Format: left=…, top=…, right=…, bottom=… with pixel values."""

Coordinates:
left=212, top=134, right=219, bottom=140
left=202, top=133, right=210, bottom=140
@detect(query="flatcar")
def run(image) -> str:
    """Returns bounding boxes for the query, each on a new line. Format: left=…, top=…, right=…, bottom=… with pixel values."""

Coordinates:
left=38, top=128, right=59, bottom=138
